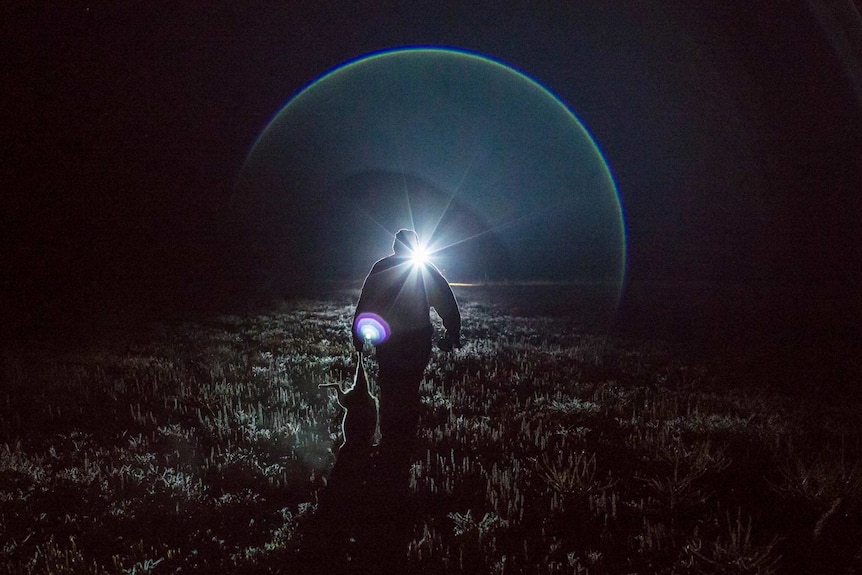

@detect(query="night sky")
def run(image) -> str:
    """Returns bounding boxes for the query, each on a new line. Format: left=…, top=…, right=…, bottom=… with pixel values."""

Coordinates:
left=4, top=2, right=862, bottom=381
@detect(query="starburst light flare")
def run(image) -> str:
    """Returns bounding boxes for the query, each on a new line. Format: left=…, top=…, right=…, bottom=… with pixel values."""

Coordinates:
left=410, top=243, right=429, bottom=268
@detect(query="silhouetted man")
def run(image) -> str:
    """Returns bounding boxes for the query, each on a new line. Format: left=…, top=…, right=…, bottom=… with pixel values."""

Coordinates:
left=344, top=229, right=460, bottom=572
left=353, top=229, right=461, bottom=468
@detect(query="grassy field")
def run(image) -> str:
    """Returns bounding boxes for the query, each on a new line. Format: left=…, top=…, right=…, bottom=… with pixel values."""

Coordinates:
left=1, top=289, right=860, bottom=574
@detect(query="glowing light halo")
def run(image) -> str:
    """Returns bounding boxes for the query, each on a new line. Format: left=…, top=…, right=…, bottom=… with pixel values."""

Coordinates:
left=237, top=46, right=627, bottom=317
left=354, top=312, right=391, bottom=345
left=410, top=243, right=430, bottom=267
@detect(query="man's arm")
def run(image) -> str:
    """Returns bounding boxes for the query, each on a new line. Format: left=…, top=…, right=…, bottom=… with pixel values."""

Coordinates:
left=426, top=265, right=461, bottom=345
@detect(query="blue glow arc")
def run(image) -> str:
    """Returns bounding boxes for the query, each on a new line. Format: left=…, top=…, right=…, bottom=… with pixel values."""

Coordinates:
left=237, top=46, right=627, bottom=312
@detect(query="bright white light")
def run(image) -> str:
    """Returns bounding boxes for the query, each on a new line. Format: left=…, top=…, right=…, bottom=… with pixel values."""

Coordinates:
left=361, top=325, right=380, bottom=342
left=410, top=244, right=429, bottom=267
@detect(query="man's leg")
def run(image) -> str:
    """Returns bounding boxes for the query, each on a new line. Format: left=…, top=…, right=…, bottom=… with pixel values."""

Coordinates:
left=364, top=332, right=431, bottom=572
left=376, top=332, right=431, bottom=470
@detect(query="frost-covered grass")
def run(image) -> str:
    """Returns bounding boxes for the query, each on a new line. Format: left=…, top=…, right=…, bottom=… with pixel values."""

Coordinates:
left=1, top=291, right=860, bottom=574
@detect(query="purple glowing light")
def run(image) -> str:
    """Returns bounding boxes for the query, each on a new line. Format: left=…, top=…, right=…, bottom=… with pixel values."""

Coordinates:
left=354, top=312, right=391, bottom=345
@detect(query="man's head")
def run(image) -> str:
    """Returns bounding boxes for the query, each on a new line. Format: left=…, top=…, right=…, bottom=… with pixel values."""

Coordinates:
left=393, top=229, right=420, bottom=256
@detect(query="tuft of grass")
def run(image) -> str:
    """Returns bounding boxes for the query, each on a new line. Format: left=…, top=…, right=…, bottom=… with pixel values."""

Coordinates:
left=536, top=450, right=616, bottom=500
left=684, top=510, right=781, bottom=575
